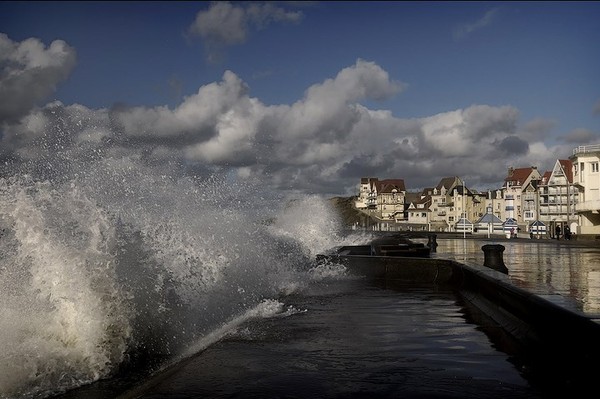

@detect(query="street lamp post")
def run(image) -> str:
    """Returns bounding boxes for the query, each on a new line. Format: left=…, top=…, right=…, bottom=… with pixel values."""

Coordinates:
left=462, top=179, right=466, bottom=239
left=558, top=162, right=571, bottom=236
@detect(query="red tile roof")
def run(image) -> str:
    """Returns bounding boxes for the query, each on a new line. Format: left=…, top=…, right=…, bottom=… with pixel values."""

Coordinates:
left=559, top=159, right=573, bottom=183
left=504, top=167, right=537, bottom=185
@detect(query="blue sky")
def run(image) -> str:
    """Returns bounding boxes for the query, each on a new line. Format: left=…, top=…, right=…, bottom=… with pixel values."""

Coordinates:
left=1, top=1, right=599, bottom=196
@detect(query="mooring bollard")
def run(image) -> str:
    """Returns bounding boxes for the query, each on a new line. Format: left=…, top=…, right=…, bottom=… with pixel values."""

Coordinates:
left=481, top=244, right=508, bottom=274
left=427, top=234, right=438, bottom=252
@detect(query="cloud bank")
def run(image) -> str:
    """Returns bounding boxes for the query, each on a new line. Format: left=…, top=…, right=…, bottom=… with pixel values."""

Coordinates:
left=1, top=34, right=588, bottom=197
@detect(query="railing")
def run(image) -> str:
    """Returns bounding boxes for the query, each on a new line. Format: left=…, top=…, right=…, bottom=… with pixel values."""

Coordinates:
left=576, top=200, right=600, bottom=212
left=548, top=188, right=568, bottom=195
left=573, top=144, right=600, bottom=155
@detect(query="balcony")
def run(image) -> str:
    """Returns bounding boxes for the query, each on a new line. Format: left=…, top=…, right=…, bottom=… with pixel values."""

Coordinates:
left=576, top=200, right=600, bottom=213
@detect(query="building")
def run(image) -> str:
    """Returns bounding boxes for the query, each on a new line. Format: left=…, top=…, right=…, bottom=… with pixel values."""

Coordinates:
left=570, top=145, right=600, bottom=235
left=538, top=159, right=578, bottom=236
left=405, top=191, right=432, bottom=229
left=355, top=177, right=406, bottom=220
left=502, top=166, right=542, bottom=230
left=427, top=177, right=475, bottom=232
left=354, top=145, right=600, bottom=237
left=479, top=189, right=505, bottom=221
left=355, top=177, right=378, bottom=210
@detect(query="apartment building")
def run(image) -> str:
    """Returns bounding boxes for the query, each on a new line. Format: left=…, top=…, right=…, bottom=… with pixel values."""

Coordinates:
left=355, top=177, right=406, bottom=220
left=355, top=177, right=378, bottom=209
left=480, top=189, right=505, bottom=221
left=538, top=159, right=578, bottom=235
left=570, top=145, right=600, bottom=235
left=502, top=166, right=542, bottom=230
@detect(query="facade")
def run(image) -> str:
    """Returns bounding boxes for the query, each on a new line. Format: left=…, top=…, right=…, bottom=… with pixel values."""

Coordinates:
left=480, top=189, right=505, bottom=221
left=406, top=200, right=431, bottom=227
left=502, top=166, right=542, bottom=230
left=356, top=177, right=405, bottom=220
left=428, top=177, right=461, bottom=230
left=356, top=146, right=600, bottom=236
left=355, top=177, right=378, bottom=209
left=571, top=145, right=600, bottom=235
left=538, top=159, right=579, bottom=236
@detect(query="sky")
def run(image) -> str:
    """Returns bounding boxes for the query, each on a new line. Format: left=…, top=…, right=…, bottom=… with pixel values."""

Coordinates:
left=1, top=1, right=599, bottom=197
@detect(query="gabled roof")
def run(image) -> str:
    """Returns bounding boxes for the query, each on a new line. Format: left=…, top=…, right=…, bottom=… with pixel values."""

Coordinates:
left=455, top=185, right=472, bottom=196
left=475, top=213, right=503, bottom=224
left=404, top=191, right=421, bottom=203
left=504, top=167, right=539, bottom=186
left=503, top=218, right=519, bottom=226
left=455, top=218, right=473, bottom=226
left=419, top=187, right=436, bottom=197
left=558, top=159, right=573, bottom=183
left=377, top=179, right=406, bottom=193
left=416, top=195, right=431, bottom=206
left=540, top=171, right=552, bottom=184
left=435, top=176, right=460, bottom=191
left=539, top=159, right=574, bottom=186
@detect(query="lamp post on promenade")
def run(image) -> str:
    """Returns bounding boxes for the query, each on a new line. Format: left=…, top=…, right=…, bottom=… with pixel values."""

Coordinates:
left=462, top=179, right=466, bottom=239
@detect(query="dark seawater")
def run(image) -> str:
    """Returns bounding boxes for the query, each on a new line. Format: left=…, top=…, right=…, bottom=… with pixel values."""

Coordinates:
left=58, top=279, right=545, bottom=399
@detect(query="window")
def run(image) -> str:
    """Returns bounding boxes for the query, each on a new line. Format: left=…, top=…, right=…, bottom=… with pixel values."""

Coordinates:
left=592, top=162, right=599, bottom=173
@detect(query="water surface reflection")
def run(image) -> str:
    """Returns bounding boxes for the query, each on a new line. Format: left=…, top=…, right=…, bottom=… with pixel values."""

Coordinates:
left=432, top=238, right=600, bottom=315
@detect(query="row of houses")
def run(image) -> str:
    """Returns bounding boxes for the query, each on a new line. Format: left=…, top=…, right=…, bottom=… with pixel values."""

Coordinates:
left=354, top=144, right=600, bottom=237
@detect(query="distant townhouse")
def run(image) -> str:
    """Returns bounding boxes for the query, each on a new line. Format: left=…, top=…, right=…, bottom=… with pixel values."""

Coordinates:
left=570, top=145, right=600, bottom=235
left=538, top=159, right=579, bottom=236
left=355, top=177, right=378, bottom=210
left=356, top=177, right=406, bottom=220
left=502, top=166, right=542, bottom=230
left=405, top=190, right=432, bottom=229
left=427, top=177, right=475, bottom=231
left=481, top=189, right=505, bottom=221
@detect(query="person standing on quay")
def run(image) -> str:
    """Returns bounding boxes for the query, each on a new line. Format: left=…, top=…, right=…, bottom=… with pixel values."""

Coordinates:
left=555, top=225, right=561, bottom=240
